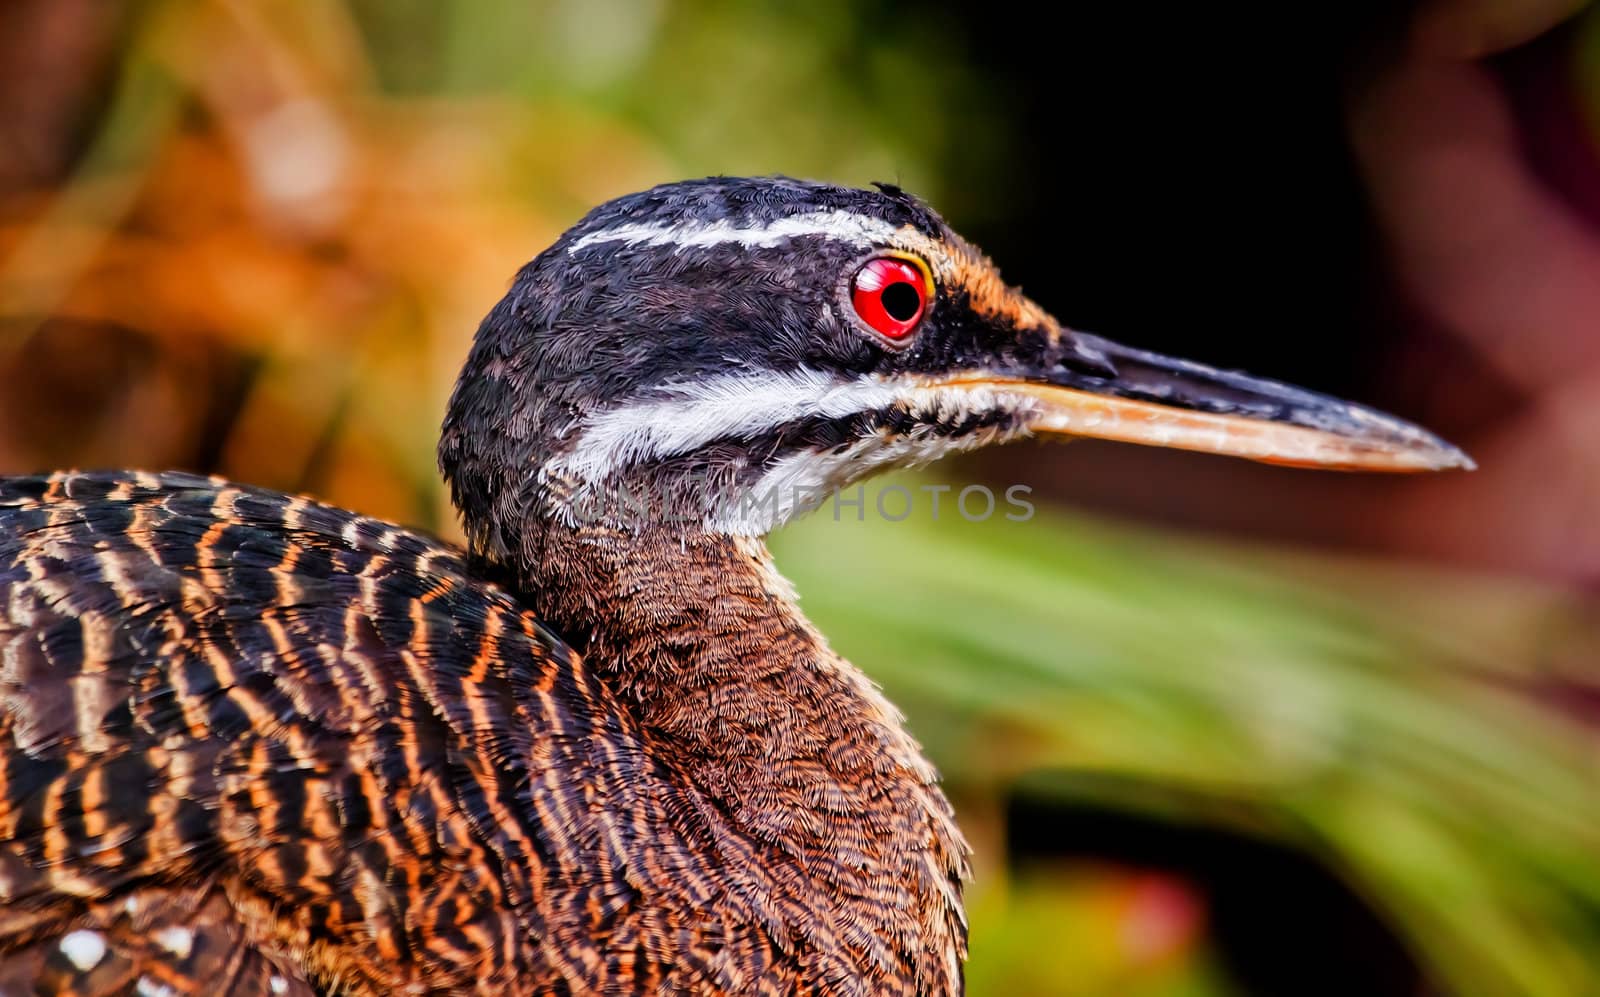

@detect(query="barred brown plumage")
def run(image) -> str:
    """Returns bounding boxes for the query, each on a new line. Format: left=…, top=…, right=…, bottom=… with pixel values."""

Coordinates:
left=0, top=470, right=966, bottom=995
left=0, top=177, right=1468, bottom=996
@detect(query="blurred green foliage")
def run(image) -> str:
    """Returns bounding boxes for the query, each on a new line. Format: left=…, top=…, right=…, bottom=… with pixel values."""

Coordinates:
left=773, top=473, right=1600, bottom=996
left=349, top=0, right=990, bottom=206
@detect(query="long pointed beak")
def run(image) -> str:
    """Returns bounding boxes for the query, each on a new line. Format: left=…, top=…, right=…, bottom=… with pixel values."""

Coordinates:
left=937, top=331, right=1473, bottom=472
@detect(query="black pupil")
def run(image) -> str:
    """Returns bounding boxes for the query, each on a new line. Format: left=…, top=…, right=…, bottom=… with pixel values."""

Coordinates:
left=880, top=281, right=921, bottom=322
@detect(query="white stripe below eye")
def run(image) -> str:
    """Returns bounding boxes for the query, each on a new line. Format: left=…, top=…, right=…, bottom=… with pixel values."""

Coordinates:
left=710, top=381, right=1023, bottom=534
left=544, top=368, right=904, bottom=485
left=544, top=369, right=1034, bottom=531
left=707, top=430, right=984, bottom=535
left=567, top=209, right=900, bottom=255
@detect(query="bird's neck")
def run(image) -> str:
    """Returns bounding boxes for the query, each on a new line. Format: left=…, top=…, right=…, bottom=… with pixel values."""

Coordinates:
left=514, top=521, right=968, bottom=984
left=520, top=522, right=955, bottom=828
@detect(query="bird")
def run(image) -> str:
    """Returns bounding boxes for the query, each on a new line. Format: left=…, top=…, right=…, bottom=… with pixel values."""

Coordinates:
left=0, top=176, right=1470, bottom=997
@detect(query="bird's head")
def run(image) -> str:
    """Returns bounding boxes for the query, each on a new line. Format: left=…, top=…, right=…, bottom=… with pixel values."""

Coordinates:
left=440, top=176, right=1469, bottom=559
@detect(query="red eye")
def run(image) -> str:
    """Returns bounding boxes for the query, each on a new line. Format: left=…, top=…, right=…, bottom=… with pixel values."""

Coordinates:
left=850, top=257, right=929, bottom=341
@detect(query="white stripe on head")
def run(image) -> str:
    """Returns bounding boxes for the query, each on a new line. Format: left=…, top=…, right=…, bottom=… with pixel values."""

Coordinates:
left=709, top=382, right=1019, bottom=534
left=705, top=432, right=970, bottom=535
left=544, top=367, right=1030, bottom=532
left=543, top=367, right=903, bottom=486
left=567, top=209, right=902, bottom=255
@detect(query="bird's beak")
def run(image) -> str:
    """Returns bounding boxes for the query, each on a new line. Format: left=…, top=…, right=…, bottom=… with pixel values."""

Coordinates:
left=932, top=330, right=1473, bottom=472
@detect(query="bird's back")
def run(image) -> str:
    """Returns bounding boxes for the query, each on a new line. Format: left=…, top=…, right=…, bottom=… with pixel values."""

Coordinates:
left=0, top=470, right=960, bottom=997
left=0, top=471, right=623, bottom=994
left=0, top=470, right=971, bottom=996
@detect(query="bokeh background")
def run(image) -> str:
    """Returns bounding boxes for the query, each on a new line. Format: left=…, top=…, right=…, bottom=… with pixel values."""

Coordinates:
left=3, top=1, right=1599, bottom=994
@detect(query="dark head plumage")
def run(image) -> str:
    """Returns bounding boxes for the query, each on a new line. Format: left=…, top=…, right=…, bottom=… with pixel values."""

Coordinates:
left=439, top=175, right=1470, bottom=566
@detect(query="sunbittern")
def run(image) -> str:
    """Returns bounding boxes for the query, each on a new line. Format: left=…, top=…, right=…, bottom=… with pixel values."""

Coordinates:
left=0, top=177, right=1469, bottom=996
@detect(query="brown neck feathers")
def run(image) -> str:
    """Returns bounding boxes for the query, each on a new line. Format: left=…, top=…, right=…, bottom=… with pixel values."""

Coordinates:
left=515, top=520, right=970, bottom=991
